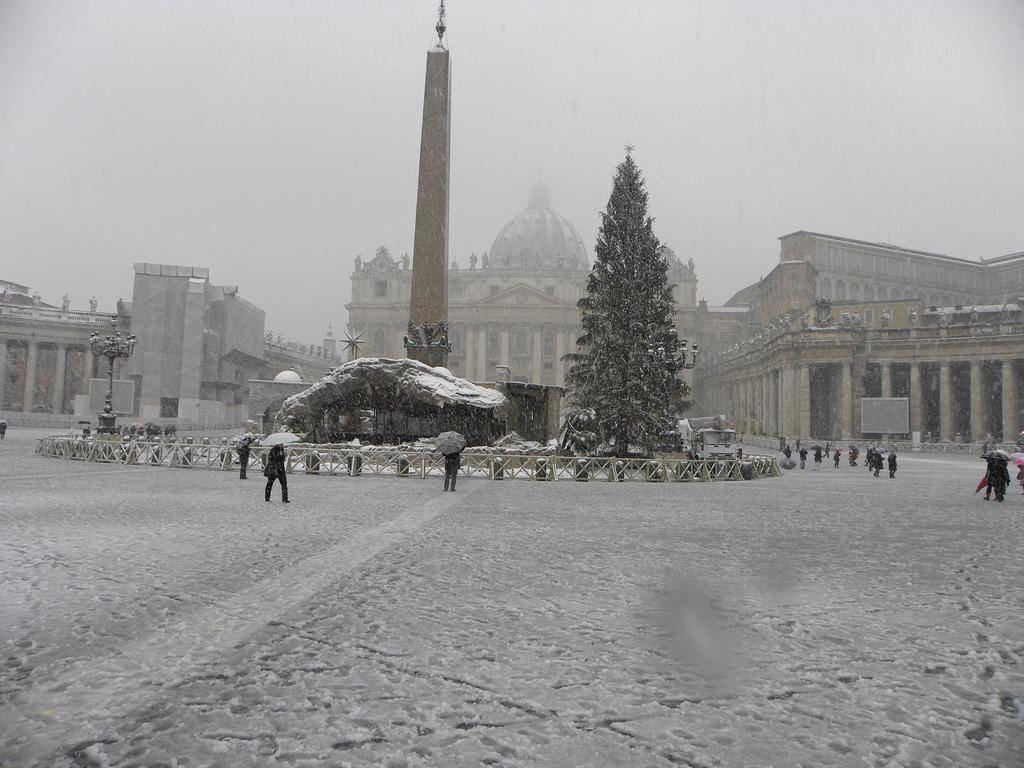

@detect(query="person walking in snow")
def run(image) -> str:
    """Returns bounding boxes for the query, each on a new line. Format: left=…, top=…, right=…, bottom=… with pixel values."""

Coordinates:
left=872, top=451, right=884, bottom=478
left=1017, top=464, right=1024, bottom=495
left=264, top=444, right=289, bottom=503
left=798, top=447, right=808, bottom=469
left=783, top=444, right=792, bottom=460
left=849, top=446, right=859, bottom=467
left=813, top=446, right=823, bottom=470
left=982, top=457, right=995, bottom=500
left=237, top=440, right=252, bottom=480
left=833, top=448, right=841, bottom=468
left=0, top=418, right=6, bottom=440
left=887, top=451, right=898, bottom=479
left=990, top=458, right=1010, bottom=502
left=443, top=448, right=463, bottom=492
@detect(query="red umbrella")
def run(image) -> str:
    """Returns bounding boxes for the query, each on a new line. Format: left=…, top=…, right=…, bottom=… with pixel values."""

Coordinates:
left=975, top=476, right=988, bottom=494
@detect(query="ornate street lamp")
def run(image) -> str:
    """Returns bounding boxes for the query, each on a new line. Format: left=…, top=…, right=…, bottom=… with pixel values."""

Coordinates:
left=89, top=316, right=136, bottom=434
left=632, top=324, right=698, bottom=418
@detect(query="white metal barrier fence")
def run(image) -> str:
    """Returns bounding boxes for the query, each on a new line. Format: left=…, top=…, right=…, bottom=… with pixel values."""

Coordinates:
left=36, top=436, right=781, bottom=483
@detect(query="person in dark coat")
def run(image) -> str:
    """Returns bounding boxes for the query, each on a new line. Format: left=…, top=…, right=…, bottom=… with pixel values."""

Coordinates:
left=833, top=448, right=841, bottom=468
left=872, top=451, right=884, bottom=478
left=982, top=457, right=995, bottom=500
left=990, top=458, right=1010, bottom=502
left=783, top=444, right=792, bottom=460
left=798, top=447, right=808, bottom=469
left=865, top=447, right=875, bottom=472
left=849, top=447, right=859, bottom=467
left=237, top=442, right=251, bottom=480
left=812, top=446, right=823, bottom=470
left=0, top=418, right=6, bottom=440
left=887, top=451, right=897, bottom=478
left=264, top=444, right=289, bottom=502
left=443, top=448, right=463, bottom=492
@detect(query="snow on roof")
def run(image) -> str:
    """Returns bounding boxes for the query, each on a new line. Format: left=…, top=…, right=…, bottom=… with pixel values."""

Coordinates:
left=925, top=303, right=1019, bottom=315
left=276, top=357, right=507, bottom=437
left=706, top=306, right=750, bottom=313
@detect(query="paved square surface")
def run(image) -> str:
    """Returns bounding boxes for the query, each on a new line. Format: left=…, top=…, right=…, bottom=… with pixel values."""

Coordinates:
left=1, top=429, right=1022, bottom=767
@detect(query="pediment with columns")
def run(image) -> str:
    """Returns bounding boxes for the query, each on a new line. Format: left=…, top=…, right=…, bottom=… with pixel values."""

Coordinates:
left=475, top=283, right=574, bottom=308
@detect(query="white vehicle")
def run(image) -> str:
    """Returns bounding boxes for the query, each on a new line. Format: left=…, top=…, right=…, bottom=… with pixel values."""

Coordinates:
left=695, top=427, right=737, bottom=459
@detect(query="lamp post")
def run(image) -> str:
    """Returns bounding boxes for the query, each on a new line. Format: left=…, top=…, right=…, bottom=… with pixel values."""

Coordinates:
left=89, top=316, right=136, bottom=434
left=633, top=324, right=698, bottom=419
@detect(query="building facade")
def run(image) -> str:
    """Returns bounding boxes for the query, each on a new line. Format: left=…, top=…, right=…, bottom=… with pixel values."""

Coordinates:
left=0, top=266, right=340, bottom=426
left=697, top=231, right=1024, bottom=441
left=346, top=187, right=700, bottom=388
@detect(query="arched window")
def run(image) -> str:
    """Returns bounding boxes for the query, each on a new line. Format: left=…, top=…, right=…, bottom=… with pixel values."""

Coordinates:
left=849, top=283, right=861, bottom=302
left=863, top=285, right=875, bottom=303
left=819, top=278, right=832, bottom=299
left=835, top=280, right=847, bottom=300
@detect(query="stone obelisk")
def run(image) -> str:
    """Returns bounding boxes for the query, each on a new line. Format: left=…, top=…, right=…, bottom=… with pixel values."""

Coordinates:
left=407, top=2, right=451, bottom=367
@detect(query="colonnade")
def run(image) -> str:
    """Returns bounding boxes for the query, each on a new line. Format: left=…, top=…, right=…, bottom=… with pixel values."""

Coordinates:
left=460, top=324, right=572, bottom=386
left=0, top=339, right=100, bottom=414
left=706, top=357, right=1021, bottom=442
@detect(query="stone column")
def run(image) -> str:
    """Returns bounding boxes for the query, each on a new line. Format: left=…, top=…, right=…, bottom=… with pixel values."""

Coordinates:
left=840, top=361, right=853, bottom=438
left=970, top=361, right=984, bottom=441
left=760, top=375, right=767, bottom=433
left=52, top=344, right=67, bottom=414
left=778, top=368, right=794, bottom=436
left=531, top=327, right=543, bottom=384
left=461, top=325, right=473, bottom=380
left=939, top=362, right=953, bottom=442
left=880, top=362, right=892, bottom=398
left=555, top=329, right=567, bottom=387
left=909, top=363, right=922, bottom=435
left=24, top=340, right=38, bottom=413
left=499, top=330, right=510, bottom=369
left=0, top=340, right=7, bottom=409
left=1002, top=360, right=1017, bottom=440
left=84, top=347, right=95, bottom=385
left=775, top=369, right=784, bottom=437
left=772, top=370, right=780, bottom=436
left=476, top=327, right=487, bottom=381
left=799, top=365, right=812, bottom=437
left=746, top=379, right=753, bottom=432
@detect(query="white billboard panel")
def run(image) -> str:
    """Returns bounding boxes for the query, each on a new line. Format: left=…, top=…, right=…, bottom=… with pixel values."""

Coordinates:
left=861, top=397, right=909, bottom=434
left=88, top=379, right=135, bottom=415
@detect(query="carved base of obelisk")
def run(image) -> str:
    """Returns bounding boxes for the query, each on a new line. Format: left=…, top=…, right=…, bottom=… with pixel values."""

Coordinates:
left=403, top=320, right=451, bottom=369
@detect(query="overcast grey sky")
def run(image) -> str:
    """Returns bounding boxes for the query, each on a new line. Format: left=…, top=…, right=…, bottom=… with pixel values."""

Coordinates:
left=2, top=0, right=1022, bottom=341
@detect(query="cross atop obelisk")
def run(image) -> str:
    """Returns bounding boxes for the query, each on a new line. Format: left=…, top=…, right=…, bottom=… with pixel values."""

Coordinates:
left=406, top=1, right=452, bottom=368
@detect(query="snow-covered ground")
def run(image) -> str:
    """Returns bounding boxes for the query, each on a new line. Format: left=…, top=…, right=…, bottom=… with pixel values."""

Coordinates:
left=1, top=428, right=1022, bottom=767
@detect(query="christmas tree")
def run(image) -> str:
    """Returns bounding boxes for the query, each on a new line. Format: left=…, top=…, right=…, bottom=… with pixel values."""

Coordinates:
left=565, top=151, right=684, bottom=456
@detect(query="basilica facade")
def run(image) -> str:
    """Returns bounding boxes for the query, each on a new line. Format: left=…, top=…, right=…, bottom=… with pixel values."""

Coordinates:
left=346, top=186, right=700, bottom=387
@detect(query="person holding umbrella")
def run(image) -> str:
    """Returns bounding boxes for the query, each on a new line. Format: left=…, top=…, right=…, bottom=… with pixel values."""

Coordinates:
left=234, top=433, right=255, bottom=480
left=988, top=451, right=1011, bottom=502
left=263, top=432, right=298, bottom=503
left=436, top=430, right=467, bottom=492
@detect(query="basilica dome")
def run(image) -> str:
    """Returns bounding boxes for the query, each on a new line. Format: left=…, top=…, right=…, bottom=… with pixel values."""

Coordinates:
left=487, top=185, right=588, bottom=272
